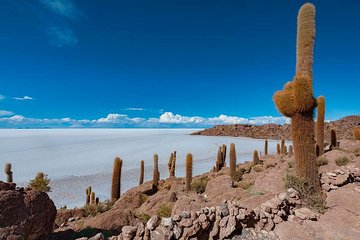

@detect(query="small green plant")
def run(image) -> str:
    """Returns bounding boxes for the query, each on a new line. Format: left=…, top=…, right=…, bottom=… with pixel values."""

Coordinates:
left=83, top=200, right=112, bottom=217
left=316, top=157, right=329, bottom=167
left=190, top=177, right=209, bottom=194
left=335, top=157, right=350, bottom=166
left=284, top=173, right=326, bottom=213
left=136, top=212, right=151, bottom=222
left=28, top=172, right=51, bottom=192
left=157, top=204, right=172, bottom=218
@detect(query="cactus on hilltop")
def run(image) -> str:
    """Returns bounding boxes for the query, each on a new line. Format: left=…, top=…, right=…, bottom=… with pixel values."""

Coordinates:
left=4, top=163, right=13, bottom=183
left=229, top=143, right=237, bottom=181
left=185, top=153, right=193, bottom=191
left=139, top=160, right=144, bottom=185
left=111, top=157, right=122, bottom=202
left=316, top=96, right=325, bottom=156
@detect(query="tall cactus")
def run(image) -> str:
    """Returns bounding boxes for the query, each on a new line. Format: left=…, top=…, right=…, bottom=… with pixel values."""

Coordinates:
left=91, top=191, right=95, bottom=205
left=354, top=127, right=360, bottom=140
left=111, top=157, right=122, bottom=202
left=153, top=154, right=160, bottom=190
left=276, top=143, right=281, bottom=155
left=253, top=150, right=260, bottom=166
left=185, top=153, right=193, bottom=191
left=4, top=163, right=13, bottom=183
left=229, top=143, right=236, bottom=180
left=221, top=144, right=227, bottom=166
left=273, top=3, right=320, bottom=190
left=168, top=152, right=174, bottom=176
left=86, top=186, right=91, bottom=206
left=139, top=160, right=144, bottom=185
left=316, top=96, right=325, bottom=156
left=280, top=138, right=286, bottom=155
left=330, top=128, right=337, bottom=149
left=170, top=151, right=176, bottom=177
left=264, top=140, right=268, bottom=156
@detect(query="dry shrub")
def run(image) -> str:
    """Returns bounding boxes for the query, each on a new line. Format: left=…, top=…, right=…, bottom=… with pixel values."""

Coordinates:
left=190, top=177, right=209, bottom=194
left=335, top=157, right=350, bottom=166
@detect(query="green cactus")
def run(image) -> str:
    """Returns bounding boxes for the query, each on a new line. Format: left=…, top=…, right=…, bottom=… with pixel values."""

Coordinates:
left=111, top=157, right=122, bottom=202
left=95, top=197, right=99, bottom=205
left=273, top=3, right=320, bottom=190
left=253, top=150, right=260, bottom=166
left=316, top=96, right=325, bottom=156
left=330, top=128, right=337, bottom=149
left=153, top=154, right=160, bottom=190
left=264, top=140, right=268, bottom=156
left=4, top=163, right=13, bottom=183
left=229, top=143, right=237, bottom=181
left=185, top=153, right=193, bottom=191
left=139, top=160, right=144, bottom=185
left=168, top=152, right=174, bottom=176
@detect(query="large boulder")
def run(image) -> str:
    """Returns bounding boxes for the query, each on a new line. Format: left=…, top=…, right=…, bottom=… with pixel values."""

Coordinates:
left=0, top=181, right=57, bottom=240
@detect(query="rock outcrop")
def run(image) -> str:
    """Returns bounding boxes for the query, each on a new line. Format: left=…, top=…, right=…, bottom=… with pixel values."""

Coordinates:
left=0, top=181, right=57, bottom=240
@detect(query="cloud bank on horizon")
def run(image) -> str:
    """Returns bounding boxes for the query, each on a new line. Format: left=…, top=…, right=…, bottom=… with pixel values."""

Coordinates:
left=0, top=112, right=290, bottom=128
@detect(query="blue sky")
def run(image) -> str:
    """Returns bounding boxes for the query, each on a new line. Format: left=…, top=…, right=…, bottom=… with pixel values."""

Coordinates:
left=0, top=0, right=359, bottom=128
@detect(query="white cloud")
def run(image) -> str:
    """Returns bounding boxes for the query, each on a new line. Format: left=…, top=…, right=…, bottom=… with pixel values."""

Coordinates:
left=0, top=112, right=289, bottom=128
left=13, top=96, right=35, bottom=101
left=0, top=95, right=5, bottom=100
left=39, top=0, right=80, bottom=19
left=46, top=27, right=78, bottom=47
left=0, top=110, right=14, bottom=116
left=124, top=108, right=145, bottom=111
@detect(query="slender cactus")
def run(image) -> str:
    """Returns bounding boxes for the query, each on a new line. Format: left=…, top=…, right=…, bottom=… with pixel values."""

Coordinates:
left=86, top=186, right=91, bottom=206
left=170, top=151, right=176, bottom=177
left=330, top=128, right=337, bottom=149
left=111, top=157, right=122, bottom=202
left=153, top=154, right=159, bottom=190
left=139, top=160, right=144, bottom=185
left=221, top=144, right=227, bottom=167
left=185, top=153, right=193, bottom=191
left=91, top=192, right=95, bottom=205
left=289, top=145, right=293, bottom=156
left=229, top=143, right=237, bottom=181
left=264, top=140, right=268, bottom=156
left=95, top=197, right=99, bottom=205
left=168, top=152, right=174, bottom=176
left=4, top=163, right=13, bottom=183
left=276, top=143, right=281, bottom=155
left=253, top=150, right=260, bottom=166
left=281, top=138, right=286, bottom=154
left=316, top=96, right=325, bottom=156
left=273, top=3, right=320, bottom=190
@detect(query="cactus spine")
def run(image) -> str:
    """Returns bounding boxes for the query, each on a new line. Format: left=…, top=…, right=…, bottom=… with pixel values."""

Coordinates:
left=273, top=3, right=320, bottom=190
left=229, top=143, right=236, bottom=180
left=139, top=160, right=144, bottom=185
left=153, top=154, right=160, bottom=190
left=330, top=128, right=337, bottom=149
left=185, top=153, right=193, bottom=191
left=316, top=96, right=325, bottom=156
left=253, top=150, right=259, bottom=166
left=280, top=138, right=286, bottom=154
left=111, top=157, right=122, bottom=202
left=4, top=163, right=13, bottom=183
left=264, top=140, right=268, bottom=156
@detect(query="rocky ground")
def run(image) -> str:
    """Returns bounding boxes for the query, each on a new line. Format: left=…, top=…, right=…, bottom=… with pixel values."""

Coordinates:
left=192, top=115, right=360, bottom=140
left=46, top=138, right=360, bottom=240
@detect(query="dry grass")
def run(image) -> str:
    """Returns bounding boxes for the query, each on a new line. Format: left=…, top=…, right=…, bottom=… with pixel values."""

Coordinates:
left=335, top=157, right=350, bottom=166
left=236, top=179, right=253, bottom=190
left=316, top=157, right=329, bottom=167
left=190, top=177, right=209, bottom=194
left=157, top=204, right=173, bottom=218
left=253, top=164, right=264, bottom=172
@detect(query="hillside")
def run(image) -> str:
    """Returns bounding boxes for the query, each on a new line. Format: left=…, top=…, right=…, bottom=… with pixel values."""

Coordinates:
left=191, top=116, right=360, bottom=140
